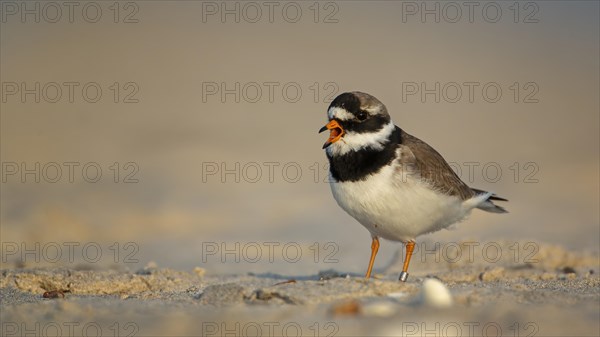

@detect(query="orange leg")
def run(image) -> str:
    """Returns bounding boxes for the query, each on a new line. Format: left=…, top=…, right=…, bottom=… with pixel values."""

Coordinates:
left=365, top=237, right=380, bottom=279
left=399, top=241, right=416, bottom=282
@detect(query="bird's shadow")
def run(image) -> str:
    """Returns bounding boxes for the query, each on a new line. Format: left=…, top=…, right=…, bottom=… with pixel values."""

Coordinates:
left=248, top=269, right=365, bottom=281
left=247, top=247, right=404, bottom=282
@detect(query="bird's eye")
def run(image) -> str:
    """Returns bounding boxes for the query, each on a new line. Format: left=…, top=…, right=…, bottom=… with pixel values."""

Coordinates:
left=357, top=111, right=368, bottom=121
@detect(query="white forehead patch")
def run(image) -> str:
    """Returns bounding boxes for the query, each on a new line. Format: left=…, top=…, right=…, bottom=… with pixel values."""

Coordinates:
left=362, top=105, right=380, bottom=114
left=328, top=107, right=354, bottom=121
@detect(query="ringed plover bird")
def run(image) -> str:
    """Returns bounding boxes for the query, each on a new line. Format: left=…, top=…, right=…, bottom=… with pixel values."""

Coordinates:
left=319, top=92, right=507, bottom=282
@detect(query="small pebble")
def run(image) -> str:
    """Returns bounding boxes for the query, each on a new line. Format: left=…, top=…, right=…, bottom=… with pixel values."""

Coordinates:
left=318, top=269, right=341, bottom=280
left=193, top=267, right=206, bottom=278
left=330, top=299, right=361, bottom=316
left=362, top=301, right=397, bottom=317
left=479, top=267, right=505, bottom=282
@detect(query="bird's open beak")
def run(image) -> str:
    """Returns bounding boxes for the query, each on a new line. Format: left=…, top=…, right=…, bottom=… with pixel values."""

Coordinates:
left=319, top=120, right=345, bottom=149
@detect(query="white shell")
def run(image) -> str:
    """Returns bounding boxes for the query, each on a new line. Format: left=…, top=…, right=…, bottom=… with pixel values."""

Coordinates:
left=419, top=278, right=453, bottom=308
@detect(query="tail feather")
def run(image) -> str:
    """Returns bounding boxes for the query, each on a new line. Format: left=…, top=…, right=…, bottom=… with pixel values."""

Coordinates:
left=471, top=188, right=508, bottom=213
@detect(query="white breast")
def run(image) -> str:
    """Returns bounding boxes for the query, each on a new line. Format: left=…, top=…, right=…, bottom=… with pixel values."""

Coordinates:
left=329, top=162, right=478, bottom=242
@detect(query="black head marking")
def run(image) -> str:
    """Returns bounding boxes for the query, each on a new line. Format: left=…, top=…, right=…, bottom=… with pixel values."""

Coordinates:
left=328, top=92, right=391, bottom=134
left=328, top=92, right=362, bottom=116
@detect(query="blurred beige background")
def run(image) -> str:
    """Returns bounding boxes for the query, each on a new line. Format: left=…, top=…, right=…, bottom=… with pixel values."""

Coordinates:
left=1, top=1, right=598, bottom=274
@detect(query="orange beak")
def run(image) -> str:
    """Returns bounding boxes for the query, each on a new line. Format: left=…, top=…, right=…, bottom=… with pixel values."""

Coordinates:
left=319, top=120, right=345, bottom=149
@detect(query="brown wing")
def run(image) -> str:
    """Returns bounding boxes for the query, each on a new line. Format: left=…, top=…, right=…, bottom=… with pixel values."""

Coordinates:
left=396, top=130, right=475, bottom=200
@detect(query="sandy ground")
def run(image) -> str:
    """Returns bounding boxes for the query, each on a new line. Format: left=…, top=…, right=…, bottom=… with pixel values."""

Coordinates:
left=1, top=241, right=598, bottom=337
